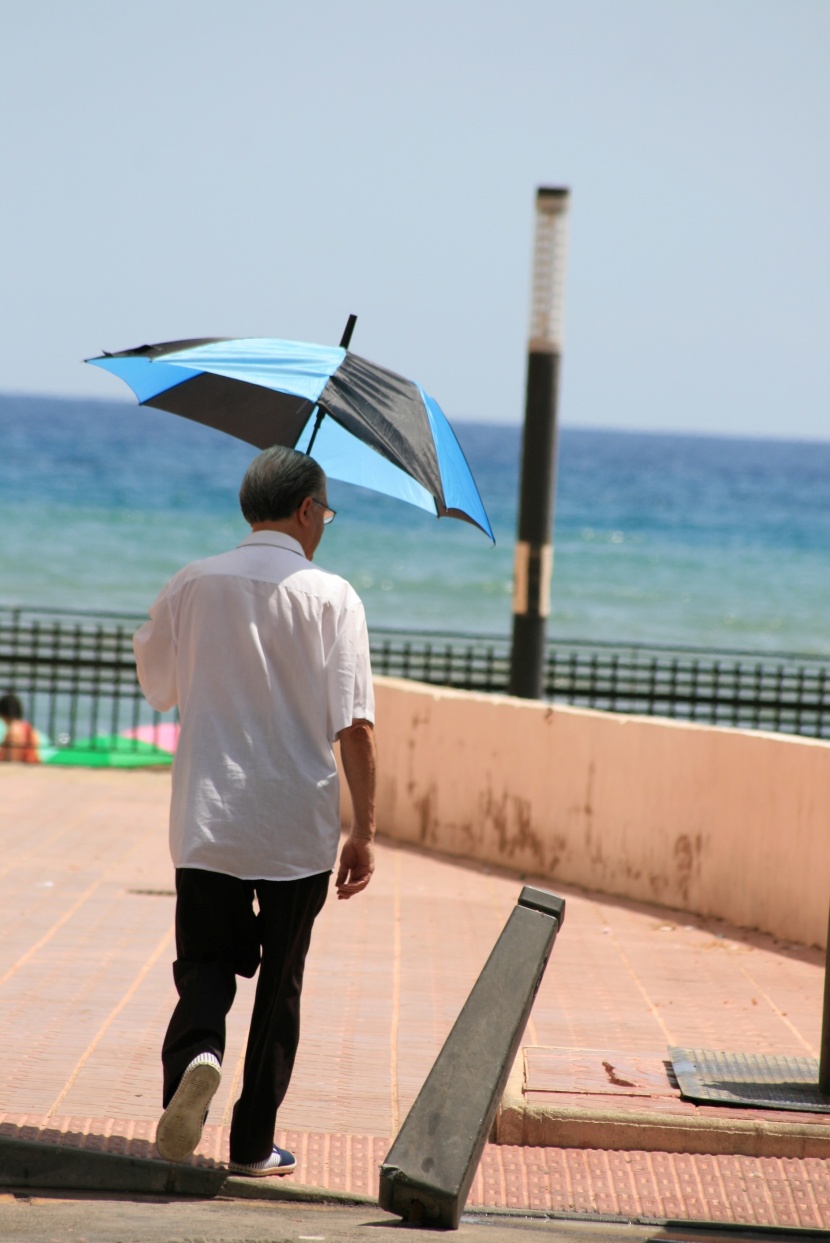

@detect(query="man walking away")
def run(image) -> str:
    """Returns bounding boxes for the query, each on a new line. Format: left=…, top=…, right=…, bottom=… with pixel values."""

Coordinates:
left=134, top=445, right=376, bottom=1178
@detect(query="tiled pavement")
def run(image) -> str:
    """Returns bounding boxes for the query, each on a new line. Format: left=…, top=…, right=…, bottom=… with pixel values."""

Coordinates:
left=1, top=764, right=830, bottom=1227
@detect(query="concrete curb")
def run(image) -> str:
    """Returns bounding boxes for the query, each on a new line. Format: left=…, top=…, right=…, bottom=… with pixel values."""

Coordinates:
left=493, top=1060, right=830, bottom=1158
left=224, top=1176, right=375, bottom=1206
left=0, top=1136, right=227, bottom=1196
left=0, top=1136, right=374, bottom=1205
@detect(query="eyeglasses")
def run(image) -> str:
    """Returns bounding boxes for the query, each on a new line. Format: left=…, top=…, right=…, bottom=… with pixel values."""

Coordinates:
left=311, top=497, right=336, bottom=525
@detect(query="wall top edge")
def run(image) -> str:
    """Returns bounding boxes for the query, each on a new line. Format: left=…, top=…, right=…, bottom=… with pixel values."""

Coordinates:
left=371, top=677, right=830, bottom=749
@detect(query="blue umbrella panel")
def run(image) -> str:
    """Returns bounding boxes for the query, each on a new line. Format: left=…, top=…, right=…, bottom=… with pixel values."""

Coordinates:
left=87, top=337, right=493, bottom=539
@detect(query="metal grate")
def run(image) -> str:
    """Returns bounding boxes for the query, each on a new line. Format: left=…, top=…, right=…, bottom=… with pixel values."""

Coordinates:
left=670, top=1047, right=830, bottom=1113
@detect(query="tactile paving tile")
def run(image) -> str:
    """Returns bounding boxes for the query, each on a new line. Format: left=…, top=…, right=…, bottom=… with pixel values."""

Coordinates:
left=4, top=1115, right=830, bottom=1227
left=670, top=1047, right=830, bottom=1113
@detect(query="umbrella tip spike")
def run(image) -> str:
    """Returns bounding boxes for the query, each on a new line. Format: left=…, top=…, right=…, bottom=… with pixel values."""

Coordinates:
left=339, top=314, right=357, bottom=350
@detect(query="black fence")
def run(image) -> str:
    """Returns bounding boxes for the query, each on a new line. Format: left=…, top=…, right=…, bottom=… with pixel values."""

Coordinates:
left=2, top=607, right=829, bottom=758
left=0, top=606, right=177, bottom=761
left=367, top=628, right=830, bottom=740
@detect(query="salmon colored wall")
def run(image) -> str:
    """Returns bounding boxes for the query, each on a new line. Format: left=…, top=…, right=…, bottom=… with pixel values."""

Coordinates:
left=342, top=677, right=830, bottom=948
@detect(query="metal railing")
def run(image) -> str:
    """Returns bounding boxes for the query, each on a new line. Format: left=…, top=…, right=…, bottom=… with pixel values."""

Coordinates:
left=370, top=628, right=510, bottom=695
left=2, top=607, right=829, bottom=756
left=0, top=606, right=177, bottom=759
left=368, top=627, right=830, bottom=740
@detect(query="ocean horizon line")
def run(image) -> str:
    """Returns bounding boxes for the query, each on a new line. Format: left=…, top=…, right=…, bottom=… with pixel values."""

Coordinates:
left=2, top=389, right=829, bottom=448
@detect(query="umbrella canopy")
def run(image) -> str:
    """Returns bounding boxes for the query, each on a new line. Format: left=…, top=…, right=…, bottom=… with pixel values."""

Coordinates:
left=87, top=335, right=494, bottom=540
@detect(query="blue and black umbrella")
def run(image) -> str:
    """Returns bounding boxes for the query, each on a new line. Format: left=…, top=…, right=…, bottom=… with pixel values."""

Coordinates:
left=87, top=319, right=493, bottom=540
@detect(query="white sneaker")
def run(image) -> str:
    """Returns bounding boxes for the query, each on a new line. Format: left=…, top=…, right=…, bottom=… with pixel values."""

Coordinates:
left=229, top=1145, right=297, bottom=1177
left=156, top=1052, right=221, bottom=1163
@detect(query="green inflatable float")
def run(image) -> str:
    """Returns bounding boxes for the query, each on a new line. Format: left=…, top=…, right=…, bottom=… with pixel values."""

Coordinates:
left=45, top=735, right=174, bottom=768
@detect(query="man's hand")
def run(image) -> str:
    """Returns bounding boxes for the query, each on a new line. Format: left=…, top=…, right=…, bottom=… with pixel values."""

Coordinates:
left=335, top=835, right=375, bottom=899
left=336, top=718, right=376, bottom=900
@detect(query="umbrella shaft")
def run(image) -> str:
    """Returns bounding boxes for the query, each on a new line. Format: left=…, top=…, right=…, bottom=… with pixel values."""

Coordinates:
left=305, top=408, right=326, bottom=455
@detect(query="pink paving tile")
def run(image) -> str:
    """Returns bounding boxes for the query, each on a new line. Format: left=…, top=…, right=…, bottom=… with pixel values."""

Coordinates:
left=2, top=767, right=830, bottom=1226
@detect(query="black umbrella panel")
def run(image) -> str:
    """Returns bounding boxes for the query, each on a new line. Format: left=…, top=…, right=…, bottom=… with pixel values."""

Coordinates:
left=88, top=336, right=493, bottom=539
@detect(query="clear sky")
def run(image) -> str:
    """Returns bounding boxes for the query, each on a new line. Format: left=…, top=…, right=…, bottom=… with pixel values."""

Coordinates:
left=1, top=0, right=828, bottom=437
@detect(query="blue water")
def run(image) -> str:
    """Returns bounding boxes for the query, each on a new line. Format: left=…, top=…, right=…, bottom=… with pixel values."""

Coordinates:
left=2, top=392, right=830, bottom=654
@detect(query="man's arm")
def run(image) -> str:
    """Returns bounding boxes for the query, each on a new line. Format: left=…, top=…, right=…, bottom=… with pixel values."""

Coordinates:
left=335, top=718, right=376, bottom=900
left=133, top=592, right=178, bottom=712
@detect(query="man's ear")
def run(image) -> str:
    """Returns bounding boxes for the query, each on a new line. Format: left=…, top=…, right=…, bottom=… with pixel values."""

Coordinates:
left=296, top=496, right=314, bottom=525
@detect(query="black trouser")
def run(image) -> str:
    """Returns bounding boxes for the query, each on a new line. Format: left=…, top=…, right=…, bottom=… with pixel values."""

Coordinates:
left=161, top=867, right=329, bottom=1165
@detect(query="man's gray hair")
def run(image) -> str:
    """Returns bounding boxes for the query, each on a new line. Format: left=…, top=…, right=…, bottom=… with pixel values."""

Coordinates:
left=239, top=446, right=326, bottom=524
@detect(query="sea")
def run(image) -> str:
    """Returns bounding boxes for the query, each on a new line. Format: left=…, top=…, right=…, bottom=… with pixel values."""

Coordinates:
left=2, top=392, right=830, bottom=656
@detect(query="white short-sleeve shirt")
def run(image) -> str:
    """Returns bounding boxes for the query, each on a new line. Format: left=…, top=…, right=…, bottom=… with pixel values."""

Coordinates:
left=133, top=531, right=374, bottom=881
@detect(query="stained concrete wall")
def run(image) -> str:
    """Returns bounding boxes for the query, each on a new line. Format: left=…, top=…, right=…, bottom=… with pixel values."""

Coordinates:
left=345, top=677, right=830, bottom=948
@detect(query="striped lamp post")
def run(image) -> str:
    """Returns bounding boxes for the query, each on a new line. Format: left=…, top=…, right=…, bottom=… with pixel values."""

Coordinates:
left=508, top=187, right=570, bottom=699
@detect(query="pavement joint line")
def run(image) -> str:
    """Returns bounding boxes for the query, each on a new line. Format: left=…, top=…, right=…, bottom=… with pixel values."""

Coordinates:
left=732, top=958, right=818, bottom=1057
left=0, top=811, right=167, bottom=992
left=389, top=850, right=401, bottom=1136
left=0, top=806, right=99, bottom=879
left=593, top=900, right=676, bottom=1045
left=46, top=925, right=175, bottom=1118
left=220, top=1040, right=247, bottom=1128
left=0, top=878, right=103, bottom=989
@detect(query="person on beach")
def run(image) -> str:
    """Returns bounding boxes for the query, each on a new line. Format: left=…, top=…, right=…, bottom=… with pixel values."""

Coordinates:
left=133, top=445, right=376, bottom=1178
left=0, top=693, right=41, bottom=763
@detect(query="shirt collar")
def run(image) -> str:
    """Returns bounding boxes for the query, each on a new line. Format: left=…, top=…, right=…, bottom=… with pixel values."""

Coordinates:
left=238, top=530, right=308, bottom=560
